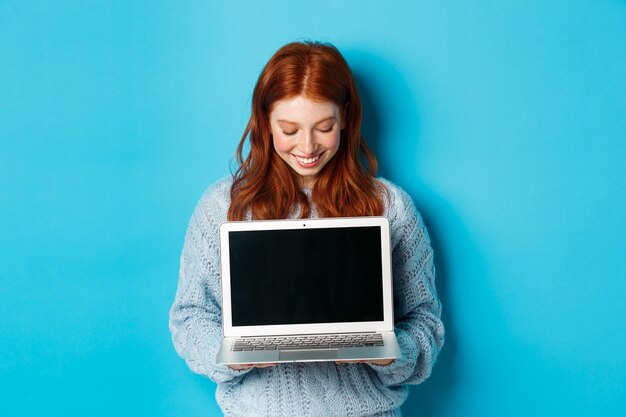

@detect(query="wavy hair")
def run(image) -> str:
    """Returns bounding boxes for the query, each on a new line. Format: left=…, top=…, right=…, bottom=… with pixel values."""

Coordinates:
left=228, top=41, right=385, bottom=220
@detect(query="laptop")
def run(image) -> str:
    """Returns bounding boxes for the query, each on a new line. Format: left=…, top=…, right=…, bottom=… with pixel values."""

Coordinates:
left=216, top=216, right=401, bottom=364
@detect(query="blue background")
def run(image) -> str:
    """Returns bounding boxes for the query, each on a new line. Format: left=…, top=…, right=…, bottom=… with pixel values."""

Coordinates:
left=1, top=1, right=625, bottom=416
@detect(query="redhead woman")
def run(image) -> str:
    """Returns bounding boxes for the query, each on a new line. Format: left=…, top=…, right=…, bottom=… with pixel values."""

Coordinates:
left=169, top=41, right=444, bottom=417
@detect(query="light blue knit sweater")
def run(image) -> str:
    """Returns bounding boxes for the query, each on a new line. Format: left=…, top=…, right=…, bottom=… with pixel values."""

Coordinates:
left=169, top=177, right=444, bottom=416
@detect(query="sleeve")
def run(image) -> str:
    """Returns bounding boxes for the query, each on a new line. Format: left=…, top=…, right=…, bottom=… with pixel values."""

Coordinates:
left=368, top=188, right=445, bottom=386
left=168, top=193, right=252, bottom=384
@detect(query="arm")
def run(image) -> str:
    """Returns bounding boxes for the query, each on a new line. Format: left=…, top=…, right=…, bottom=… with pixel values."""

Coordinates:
left=168, top=193, right=252, bottom=384
left=368, top=188, right=445, bottom=386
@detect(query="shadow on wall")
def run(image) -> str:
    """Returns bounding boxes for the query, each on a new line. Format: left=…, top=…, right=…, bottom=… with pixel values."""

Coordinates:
left=348, top=50, right=478, bottom=416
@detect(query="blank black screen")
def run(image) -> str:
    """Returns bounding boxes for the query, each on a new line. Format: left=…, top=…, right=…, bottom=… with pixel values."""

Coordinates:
left=229, top=226, right=384, bottom=326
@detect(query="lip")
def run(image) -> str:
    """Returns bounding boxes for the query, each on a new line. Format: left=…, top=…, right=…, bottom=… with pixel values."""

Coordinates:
left=292, top=153, right=322, bottom=168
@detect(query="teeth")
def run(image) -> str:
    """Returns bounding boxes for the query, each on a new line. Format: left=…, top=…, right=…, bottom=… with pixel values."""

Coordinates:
left=295, top=154, right=320, bottom=164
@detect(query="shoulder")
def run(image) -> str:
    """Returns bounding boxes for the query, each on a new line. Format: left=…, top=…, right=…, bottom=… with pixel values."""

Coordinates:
left=375, top=178, right=431, bottom=246
left=375, top=177, right=416, bottom=218
left=201, top=175, right=233, bottom=202
left=193, top=176, right=234, bottom=225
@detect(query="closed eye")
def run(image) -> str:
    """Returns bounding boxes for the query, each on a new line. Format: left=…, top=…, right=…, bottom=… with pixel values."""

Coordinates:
left=282, top=130, right=298, bottom=136
left=317, top=125, right=334, bottom=133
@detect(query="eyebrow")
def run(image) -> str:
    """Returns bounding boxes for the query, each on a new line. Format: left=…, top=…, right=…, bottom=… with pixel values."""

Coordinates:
left=277, top=116, right=336, bottom=126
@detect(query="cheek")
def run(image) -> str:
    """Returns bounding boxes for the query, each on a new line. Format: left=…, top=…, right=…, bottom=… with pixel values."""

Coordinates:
left=327, top=131, right=341, bottom=152
left=272, top=135, right=290, bottom=154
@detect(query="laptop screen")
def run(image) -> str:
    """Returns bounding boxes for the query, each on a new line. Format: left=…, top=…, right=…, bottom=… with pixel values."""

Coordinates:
left=228, top=226, right=385, bottom=327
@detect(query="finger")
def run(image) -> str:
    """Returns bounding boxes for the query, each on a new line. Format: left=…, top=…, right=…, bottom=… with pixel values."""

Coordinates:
left=367, top=359, right=394, bottom=366
left=254, top=362, right=278, bottom=368
left=228, top=364, right=254, bottom=370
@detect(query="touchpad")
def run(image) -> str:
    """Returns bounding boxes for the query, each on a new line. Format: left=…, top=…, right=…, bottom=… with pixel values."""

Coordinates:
left=279, top=349, right=338, bottom=362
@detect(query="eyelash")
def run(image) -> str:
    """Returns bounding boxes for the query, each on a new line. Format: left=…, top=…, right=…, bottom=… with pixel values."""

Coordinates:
left=282, top=126, right=333, bottom=136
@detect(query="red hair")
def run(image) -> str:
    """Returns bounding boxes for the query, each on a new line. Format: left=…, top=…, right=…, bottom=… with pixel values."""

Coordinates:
left=228, top=41, right=385, bottom=220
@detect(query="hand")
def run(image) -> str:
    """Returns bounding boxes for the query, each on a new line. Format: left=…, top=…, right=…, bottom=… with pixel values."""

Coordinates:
left=228, top=363, right=278, bottom=370
left=335, top=359, right=394, bottom=366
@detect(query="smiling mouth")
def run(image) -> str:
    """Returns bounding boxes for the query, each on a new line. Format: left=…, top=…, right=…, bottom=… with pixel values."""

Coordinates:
left=293, top=154, right=321, bottom=165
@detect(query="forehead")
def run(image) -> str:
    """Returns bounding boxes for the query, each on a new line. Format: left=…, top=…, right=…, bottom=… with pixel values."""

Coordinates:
left=270, top=95, right=340, bottom=123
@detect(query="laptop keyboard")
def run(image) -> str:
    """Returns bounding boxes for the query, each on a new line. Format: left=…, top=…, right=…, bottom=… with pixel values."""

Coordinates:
left=233, top=333, right=384, bottom=351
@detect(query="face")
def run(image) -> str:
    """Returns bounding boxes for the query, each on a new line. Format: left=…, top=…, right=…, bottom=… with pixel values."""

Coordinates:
left=269, top=95, right=342, bottom=188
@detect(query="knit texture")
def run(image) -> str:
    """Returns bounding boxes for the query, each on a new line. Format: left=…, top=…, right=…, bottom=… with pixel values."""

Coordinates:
left=169, top=177, right=444, bottom=417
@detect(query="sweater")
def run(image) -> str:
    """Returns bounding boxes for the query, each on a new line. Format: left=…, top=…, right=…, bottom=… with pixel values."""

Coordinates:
left=169, top=177, right=444, bottom=417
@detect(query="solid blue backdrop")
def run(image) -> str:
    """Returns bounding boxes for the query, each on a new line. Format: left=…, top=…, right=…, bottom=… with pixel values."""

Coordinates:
left=1, top=1, right=624, bottom=416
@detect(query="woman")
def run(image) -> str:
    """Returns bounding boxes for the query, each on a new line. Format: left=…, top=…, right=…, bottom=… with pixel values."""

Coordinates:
left=169, top=41, right=444, bottom=416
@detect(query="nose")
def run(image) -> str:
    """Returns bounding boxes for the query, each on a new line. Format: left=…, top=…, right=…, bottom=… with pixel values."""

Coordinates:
left=301, top=130, right=317, bottom=155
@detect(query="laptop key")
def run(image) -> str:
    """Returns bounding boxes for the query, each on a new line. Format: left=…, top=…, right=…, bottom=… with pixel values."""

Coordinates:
left=233, top=334, right=385, bottom=352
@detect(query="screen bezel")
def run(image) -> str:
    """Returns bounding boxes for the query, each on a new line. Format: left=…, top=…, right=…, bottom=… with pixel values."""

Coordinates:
left=219, top=217, right=394, bottom=337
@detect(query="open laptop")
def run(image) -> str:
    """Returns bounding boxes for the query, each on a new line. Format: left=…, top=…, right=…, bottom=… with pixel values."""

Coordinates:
left=216, top=216, right=400, bottom=364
